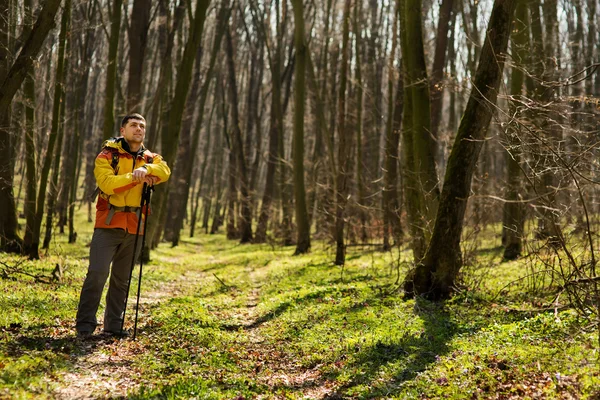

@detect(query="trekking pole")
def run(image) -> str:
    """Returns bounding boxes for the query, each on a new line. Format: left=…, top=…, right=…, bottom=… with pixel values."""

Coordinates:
left=133, top=184, right=153, bottom=340
left=120, top=183, right=148, bottom=337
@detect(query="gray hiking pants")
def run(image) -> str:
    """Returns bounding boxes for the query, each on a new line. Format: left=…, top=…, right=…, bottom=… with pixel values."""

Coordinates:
left=76, top=228, right=142, bottom=333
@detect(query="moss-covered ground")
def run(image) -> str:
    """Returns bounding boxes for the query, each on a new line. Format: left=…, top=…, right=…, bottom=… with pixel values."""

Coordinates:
left=1, top=214, right=599, bottom=399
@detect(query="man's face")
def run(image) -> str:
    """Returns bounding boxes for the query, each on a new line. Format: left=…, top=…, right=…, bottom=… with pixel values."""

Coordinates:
left=120, top=118, right=146, bottom=144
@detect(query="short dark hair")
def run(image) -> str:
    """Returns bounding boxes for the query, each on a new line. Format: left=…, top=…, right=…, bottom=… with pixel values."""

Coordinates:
left=121, top=113, right=146, bottom=127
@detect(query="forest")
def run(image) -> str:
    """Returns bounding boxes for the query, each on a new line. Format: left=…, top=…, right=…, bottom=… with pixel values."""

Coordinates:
left=1, top=0, right=600, bottom=397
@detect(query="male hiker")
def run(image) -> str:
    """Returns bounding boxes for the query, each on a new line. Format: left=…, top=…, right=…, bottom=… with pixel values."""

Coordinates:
left=76, top=113, right=171, bottom=338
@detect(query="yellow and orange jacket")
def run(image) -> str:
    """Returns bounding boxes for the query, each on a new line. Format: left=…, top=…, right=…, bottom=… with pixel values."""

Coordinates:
left=94, top=137, right=171, bottom=233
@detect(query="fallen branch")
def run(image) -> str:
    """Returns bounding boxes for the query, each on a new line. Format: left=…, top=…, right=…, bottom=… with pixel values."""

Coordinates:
left=0, top=259, right=57, bottom=284
left=213, top=273, right=230, bottom=288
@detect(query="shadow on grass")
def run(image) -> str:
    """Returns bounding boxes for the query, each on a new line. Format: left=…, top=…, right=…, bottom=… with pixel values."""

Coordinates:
left=0, top=323, right=127, bottom=389
left=322, top=297, right=459, bottom=399
left=4, top=324, right=123, bottom=358
left=221, top=286, right=340, bottom=331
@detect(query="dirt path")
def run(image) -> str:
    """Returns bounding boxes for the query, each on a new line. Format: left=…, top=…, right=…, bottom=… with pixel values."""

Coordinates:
left=231, top=266, right=339, bottom=399
left=51, top=270, right=204, bottom=400
left=50, top=261, right=335, bottom=399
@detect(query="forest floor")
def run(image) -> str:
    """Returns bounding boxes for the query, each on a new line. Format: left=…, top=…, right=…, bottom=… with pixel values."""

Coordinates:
left=1, top=218, right=600, bottom=399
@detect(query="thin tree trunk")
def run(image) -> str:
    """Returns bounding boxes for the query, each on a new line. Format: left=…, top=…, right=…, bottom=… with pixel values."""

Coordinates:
left=290, top=0, right=311, bottom=254
left=127, top=0, right=151, bottom=111
left=383, top=0, right=400, bottom=251
left=353, top=0, right=368, bottom=242
left=43, top=0, right=72, bottom=249
left=429, top=0, right=455, bottom=158
left=22, top=0, right=38, bottom=255
left=502, top=0, right=527, bottom=260
left=101, top=0, right=122, bottom=140
left=333, top=0, right=352, bottom=265
left=225, top=25, right=253, bottom=243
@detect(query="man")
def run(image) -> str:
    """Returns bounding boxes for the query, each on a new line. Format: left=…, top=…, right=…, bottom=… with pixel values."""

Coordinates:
left=76, top=113, right=170, bottom=338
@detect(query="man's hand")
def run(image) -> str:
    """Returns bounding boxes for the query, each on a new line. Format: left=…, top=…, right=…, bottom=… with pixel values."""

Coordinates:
left=132, top=167, right=148, bottom=182
left=143, top=176, right=159, bottom=186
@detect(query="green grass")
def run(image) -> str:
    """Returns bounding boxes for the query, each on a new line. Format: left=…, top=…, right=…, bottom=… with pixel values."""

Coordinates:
left=1, top=214, right=600, bottom=399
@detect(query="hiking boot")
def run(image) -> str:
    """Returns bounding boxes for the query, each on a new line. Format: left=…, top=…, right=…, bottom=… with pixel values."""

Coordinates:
left=76, top=330, right=93, bottom=340
left=102, top=329, right=130, bottom=339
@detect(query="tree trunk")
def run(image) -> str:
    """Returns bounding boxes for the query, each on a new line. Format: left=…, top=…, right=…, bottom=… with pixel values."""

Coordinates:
left=22, top=0, right=70, bottom=257
left=0, top=0, right=62, bottom=253
left=429, top=0, right=455, bottom=159
left=332, top=0, right=352, bottom=265
left=399, top=0, right=439, bottom=262
left=405, top=0, right=517, bottom=299
left=502, top=0, right=527, bottom=260
left=146, top=0, right=211, bottom=249
left=290, top=0, right=311, bottom=254
left=126, top=0, right=151, bottom=111
left=383, top=0, right=400, bottom=251
left=167, top=2, right=229, bottom=246
left=353, top=0, right=368, bottom=242
left=42, top=0, right=72, bottom=250
left=22, top=0, right=38, bottom=255
left=225, top=26, right=253, bottom=244
left=101, top=0, right=122, bottom=140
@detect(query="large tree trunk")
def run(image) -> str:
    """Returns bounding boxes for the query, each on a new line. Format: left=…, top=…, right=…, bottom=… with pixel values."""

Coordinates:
left=405, top=0, right=517, bottom=299
left=290, top=0, right=311, bottom=254
left=0, top=0, right=62, bottom=253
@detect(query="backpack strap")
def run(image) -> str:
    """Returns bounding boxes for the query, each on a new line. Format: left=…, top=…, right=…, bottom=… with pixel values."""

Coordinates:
left=143, top=150, right=154, bottom=165
left=90, top=147, right=121, bottom=202
left=111, top=150, right=120, bottom=174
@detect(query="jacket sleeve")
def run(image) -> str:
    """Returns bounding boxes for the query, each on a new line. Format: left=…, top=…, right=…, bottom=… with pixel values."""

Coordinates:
left=94, top=151, right=136, bottom=195
left=144, top=154, right=171, bottom=184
